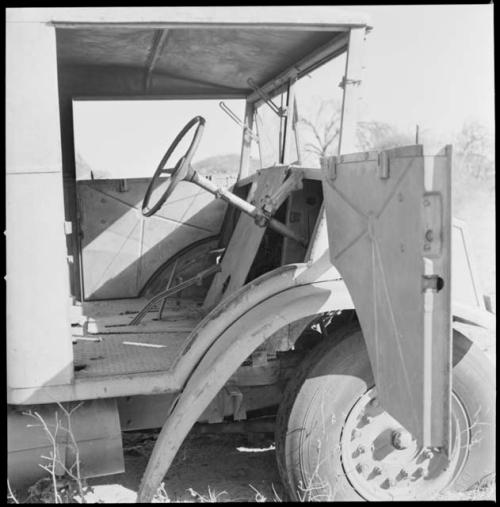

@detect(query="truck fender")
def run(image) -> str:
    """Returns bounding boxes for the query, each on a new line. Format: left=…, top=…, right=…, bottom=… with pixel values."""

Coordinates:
left=137, top=277, right=353, bottom=502
left=171, top=252, right=343, bottom=385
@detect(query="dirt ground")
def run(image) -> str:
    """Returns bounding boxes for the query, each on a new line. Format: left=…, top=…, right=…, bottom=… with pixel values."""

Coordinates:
left=86, top=430, right=285, bottom=503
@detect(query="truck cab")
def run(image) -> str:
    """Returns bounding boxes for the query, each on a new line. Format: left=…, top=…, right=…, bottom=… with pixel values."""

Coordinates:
left=7, top=7, right=494, bottom=501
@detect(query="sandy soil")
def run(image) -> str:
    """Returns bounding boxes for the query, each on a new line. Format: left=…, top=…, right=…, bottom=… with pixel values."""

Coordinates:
left=87, top=430, right=284, bottom=503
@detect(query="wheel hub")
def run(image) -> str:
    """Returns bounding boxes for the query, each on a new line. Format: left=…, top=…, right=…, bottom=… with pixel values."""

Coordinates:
left=340, top=388, right=469, bottom=500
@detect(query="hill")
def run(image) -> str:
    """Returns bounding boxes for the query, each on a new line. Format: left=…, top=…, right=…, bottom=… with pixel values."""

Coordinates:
left=193, top=153, right=260, bottom=177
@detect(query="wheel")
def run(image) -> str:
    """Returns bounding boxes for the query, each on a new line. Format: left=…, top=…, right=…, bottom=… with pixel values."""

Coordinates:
left=276, top=326, right=495, bottom=501
left=142, top=116, right=205, bottom=217
left=139, top=236, right=220, bottom=297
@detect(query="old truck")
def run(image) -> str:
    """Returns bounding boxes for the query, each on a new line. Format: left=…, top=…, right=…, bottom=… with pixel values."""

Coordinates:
left=6, top=6, right=495, bottom=501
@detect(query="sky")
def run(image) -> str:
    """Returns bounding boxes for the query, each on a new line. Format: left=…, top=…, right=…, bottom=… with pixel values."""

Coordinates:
left=74, top=99, right=247, bottom=178
left=74, top=5, right=494, bottom=178
left=346, top=5, right=494, bottom=135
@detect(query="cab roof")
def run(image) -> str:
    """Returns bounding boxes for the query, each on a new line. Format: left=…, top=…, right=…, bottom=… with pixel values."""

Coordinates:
left=7, top=7, right=371, bottom=99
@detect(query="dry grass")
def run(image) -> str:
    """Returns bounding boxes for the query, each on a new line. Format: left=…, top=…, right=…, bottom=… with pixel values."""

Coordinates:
left=436, top=473, right=496, bottom=502
left=151, top=483, right=229, bottom=503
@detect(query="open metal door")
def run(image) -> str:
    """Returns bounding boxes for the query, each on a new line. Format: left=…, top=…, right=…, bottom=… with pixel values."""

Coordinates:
left=322, top=145, right=452, bottom=451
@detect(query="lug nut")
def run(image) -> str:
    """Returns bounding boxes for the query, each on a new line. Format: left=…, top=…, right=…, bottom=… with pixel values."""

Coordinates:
left=356, top=463, right=369, bottom=475
left=422, top=449, right=434, bottom=460
left=362, top=414, right=373, bottom=424
left=351, top=429, right=361, bottom=440
left=357, top=445, right=366, bottom=455
left=397, top=469, right=408, bottom=480
left=382, top=478, right=396, bottom=489
left=392, top=428, right=413, bottom=450
left=413, top=467, right=424, bottom=479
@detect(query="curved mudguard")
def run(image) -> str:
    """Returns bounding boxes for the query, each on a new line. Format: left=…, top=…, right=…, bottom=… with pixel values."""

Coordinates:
left=137, top=257, right=353, bottom=501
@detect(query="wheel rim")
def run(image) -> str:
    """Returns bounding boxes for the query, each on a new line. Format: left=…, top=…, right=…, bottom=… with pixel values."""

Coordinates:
left=340, top=387, right=470, bottom=500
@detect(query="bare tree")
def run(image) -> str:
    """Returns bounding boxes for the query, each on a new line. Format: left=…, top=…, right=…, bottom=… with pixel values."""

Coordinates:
left=298, top=101, right=415, bottom=165
left=298, top=99, right=341, bottom=162
left=454, top=120, right=494, bottom=180
left=356, top=121, right=413, bottom=151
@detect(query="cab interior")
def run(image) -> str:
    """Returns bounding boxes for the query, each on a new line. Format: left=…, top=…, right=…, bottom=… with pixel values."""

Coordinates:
left=55, top=22, right=352, bottom=383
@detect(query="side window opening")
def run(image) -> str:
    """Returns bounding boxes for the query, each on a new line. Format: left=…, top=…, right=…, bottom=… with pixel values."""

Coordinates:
left=292, top=54, right=347, bottom=167
left=73, top=99, right=246, bottom=186
left=254, top=90, right=287, bottom=167
left=251, top=53, right=347, bottom=170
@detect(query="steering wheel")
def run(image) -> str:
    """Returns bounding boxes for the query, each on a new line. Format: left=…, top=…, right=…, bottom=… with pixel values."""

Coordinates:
left=142, top=116, right=206, bottom=217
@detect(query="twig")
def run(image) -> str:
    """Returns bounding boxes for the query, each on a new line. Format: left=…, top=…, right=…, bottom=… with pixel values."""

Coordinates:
left=7, top=480, right=18, bottom=504
left=57, top=402, right=86, bottom=501
left=23, top=403, right=87, bottom=504
left=24, top=410, right=63, bottom=503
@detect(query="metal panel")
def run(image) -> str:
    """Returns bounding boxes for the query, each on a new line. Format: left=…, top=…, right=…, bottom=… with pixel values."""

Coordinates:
left=54, top=26, right=344, bottom=98
left=6, top=21, right=74, bottom=391
left=281, top=180, right=323, bottom=264
left=77, top=179, right=226, bottom=299
left=7, top=174, right=74, bottom=390
left=322, top=145, right=452, bottom=449
left=8, top=399, right=123, bottom=488
left=203, top=166, right=289, bottom=309
left=6, top=22, right=62, bottom=174
left=74, top=332, right=191, bottom=378
left=7, top=6, right=370, bottom=27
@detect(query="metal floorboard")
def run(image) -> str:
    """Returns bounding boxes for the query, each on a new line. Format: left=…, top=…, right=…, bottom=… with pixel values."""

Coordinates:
left=73, top=297, right=203, bottom=378
left=73, top=331, right=190, bottom=378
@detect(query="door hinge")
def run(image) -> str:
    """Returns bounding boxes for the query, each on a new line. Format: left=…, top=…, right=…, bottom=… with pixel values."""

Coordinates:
left=338, top=76, right=362, bottom=89
left=378, top=151, right=390, bottom=179
left=422, top=193, right=443, bottom=257
left=322, top=156, right=337, bottom=184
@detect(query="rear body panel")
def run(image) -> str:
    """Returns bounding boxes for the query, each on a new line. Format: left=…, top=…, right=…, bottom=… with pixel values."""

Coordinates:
left=77, top=179, right=226, bottom=299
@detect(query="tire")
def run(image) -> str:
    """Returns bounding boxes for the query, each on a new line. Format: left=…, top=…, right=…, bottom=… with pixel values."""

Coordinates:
left=276, top=327, right=495, bottom=501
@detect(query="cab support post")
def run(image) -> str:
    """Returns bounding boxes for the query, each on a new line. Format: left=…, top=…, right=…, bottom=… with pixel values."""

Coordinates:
left=6, top=20, right=74, bottom=391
